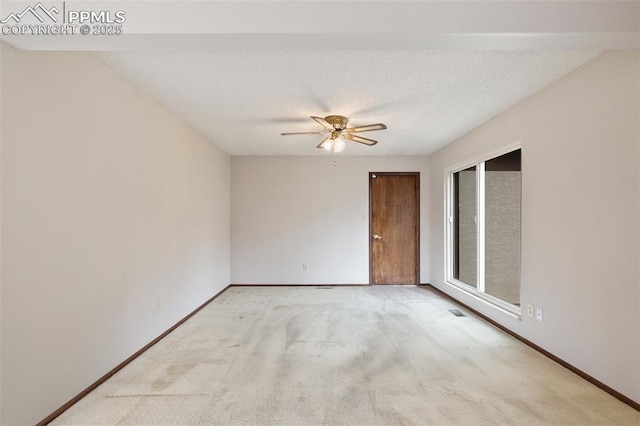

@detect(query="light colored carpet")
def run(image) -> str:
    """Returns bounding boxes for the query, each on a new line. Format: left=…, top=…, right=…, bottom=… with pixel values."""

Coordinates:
left=52, top=286, right=640, bottom=425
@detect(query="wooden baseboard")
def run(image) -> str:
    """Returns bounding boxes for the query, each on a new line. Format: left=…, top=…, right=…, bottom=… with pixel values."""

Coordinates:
left=37, top=285, right=231, bottom=425
left=420, top=284, right=640, bottom=412
left=230, top=283, right=371, bottom=287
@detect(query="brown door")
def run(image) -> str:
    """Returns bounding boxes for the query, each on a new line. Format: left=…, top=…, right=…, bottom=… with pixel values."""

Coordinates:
left=370, top=172, right=419, bottom=285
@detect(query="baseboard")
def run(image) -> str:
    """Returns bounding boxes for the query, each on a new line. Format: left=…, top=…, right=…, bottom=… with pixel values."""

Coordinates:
left=230, top=283, right=371, bottom=287
left=420, top=284, right=640, bottom=412
left=37, top=285, right=231, bottom=425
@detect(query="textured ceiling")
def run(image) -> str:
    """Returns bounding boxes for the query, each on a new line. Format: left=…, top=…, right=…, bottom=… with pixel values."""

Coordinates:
left=97, top=50, right=599, bottom=156
left=5, top=0, right=634, bottom=156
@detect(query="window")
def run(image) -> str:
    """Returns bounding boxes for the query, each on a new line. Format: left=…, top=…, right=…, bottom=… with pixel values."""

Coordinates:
left=446, top=146, right=521, bottom=315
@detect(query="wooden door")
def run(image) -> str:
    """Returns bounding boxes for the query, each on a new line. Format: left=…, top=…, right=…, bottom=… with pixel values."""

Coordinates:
left=370, top=172, right=419, bottom=285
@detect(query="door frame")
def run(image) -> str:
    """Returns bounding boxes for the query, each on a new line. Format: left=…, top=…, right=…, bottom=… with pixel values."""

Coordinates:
left=369, top=172, right=420, bottom=285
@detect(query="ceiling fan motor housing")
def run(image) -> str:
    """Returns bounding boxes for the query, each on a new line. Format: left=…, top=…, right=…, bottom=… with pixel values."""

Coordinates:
left=324, top=115, right=349, bottom=130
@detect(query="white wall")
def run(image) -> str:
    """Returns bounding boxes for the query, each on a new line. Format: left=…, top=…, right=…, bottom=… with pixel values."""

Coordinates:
left=429, top=51, right=640, bottom=403
left=231, top=156, right=429, bottom=285
left=0, top=45, right=230, bottom=425
left=0, top=40, right=4, bottom=426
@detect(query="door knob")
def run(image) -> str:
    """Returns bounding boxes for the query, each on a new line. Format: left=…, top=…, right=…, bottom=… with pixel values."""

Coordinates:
left=373, top=233, right=382, bottom=240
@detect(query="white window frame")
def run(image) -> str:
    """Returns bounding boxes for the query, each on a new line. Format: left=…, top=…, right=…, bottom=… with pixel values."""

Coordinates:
left=444, top=142, right=522, bottom=317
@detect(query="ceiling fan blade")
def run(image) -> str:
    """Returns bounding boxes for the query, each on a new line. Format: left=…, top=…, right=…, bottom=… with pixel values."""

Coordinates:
left=316, top=137, right=331, bottom=149
left=281, top=131, right=326, bottom=136
left=311, top=116, right=334, bottom=130
left=344, top=134, right=378, bottom=146
left=346, top=123, right=387, bottom=133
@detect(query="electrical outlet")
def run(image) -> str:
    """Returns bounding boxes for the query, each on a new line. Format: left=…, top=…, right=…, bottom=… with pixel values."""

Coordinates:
left=302, top=264, right=308, bottom=272
left=536, top=307, right=543, bottom=322
left=527, top=304, right=534, bottom=318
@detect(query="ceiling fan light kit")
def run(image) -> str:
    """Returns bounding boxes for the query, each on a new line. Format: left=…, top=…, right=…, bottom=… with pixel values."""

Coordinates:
left=281, top=115, right=387, bottom=153
left=319, top=137, right=346, bottom=153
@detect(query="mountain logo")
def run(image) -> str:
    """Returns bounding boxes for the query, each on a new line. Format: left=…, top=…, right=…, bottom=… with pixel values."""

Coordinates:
left=1, top=2, right=59, bottom=24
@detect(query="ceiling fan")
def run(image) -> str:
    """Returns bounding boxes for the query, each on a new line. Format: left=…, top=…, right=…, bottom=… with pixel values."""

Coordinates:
left=281, top=115, right=387, bottom=152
